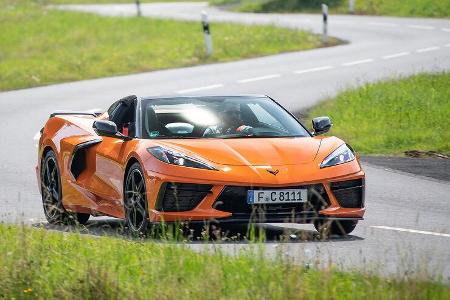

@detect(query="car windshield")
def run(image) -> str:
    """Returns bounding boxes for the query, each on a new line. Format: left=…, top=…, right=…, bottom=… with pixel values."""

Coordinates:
left=140, top=96, right=311, bottom=139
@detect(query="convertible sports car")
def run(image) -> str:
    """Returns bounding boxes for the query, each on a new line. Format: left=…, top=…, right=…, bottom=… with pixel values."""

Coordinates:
left=37, top=95, right=365, bottom=236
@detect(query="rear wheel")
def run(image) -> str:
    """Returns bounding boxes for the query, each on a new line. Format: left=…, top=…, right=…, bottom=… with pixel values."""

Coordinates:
left=124, top=163, right=149, bottom=236
left=41, top=150, right=90, bottom=225
left=314, top=219, right=358, bottom=237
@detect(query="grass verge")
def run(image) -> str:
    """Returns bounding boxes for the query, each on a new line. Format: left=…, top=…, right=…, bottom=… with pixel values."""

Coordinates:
left=0, top=0, right=336, bottom=91
left=211, top=0, right=450, bottom=18
left=0, top=224, right=449, bottom=299
left=48, top=0, right=198, bottom=3
left=307, top=73, right=450, bottom=156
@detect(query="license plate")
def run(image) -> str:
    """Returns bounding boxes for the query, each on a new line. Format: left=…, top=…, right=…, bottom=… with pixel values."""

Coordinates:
left=247, top=189, right=308, bottom=204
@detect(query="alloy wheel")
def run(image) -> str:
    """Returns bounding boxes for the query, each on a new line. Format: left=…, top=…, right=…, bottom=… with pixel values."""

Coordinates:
left=124, top=167, right=148, bottom=234
left=41, top=155, right=62, bottom=220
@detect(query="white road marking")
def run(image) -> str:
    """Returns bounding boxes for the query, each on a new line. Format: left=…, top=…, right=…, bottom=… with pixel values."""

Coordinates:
left=444, top=43, right=450, bottom=48
left=238, top=74, right=281, bottom=83
left=33, top=131, right=41, bottom=140
left=416, top=46, right=440, bottom=53
left=342, top=59, right=374, bottom=66
left=408, top=25, right=435, bottom=30
left=176, top=84, right=224, bottom=94
left=441, top=28, right=450, bottom=33
left=293, top=66, right=334, bottom=74
left=34, top=131, right=40, bottom=148
left=368, top=22, right=397, bottom=27
left=371, top=226, right=450, bottom=238
left=382, top=52, right=410, bottom=59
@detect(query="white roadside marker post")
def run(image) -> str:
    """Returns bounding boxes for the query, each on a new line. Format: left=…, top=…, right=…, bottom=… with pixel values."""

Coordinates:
left=322, top=4, right=328, bottom=44
left=201, top=11, right=213, bottom=57
left=349, top=0, right=355, bottom=14
left=135, top=0, right=142, bottom=17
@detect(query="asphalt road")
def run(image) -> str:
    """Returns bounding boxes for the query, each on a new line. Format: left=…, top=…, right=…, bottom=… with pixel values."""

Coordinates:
left=361, top=156, right=450, bottom=182
left=1, top=2, right=449, bottom=279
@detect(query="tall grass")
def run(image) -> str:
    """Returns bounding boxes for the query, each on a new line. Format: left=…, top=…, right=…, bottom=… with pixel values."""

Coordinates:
left=211, top=0, right=450, bottom=17
left=48, top=0, right=198, bottom=3
left=0, top=0, right=335, bottom=91
left=0, top=224, right=449, bottom=299
left=307, top=73, right=450, bottom=156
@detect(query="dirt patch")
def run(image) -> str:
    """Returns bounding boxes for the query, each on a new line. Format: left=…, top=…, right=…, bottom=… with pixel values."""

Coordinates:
left=404, top=150, right=449, bottom=159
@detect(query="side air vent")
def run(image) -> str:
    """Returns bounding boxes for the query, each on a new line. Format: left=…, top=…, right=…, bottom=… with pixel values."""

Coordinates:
left=70, top=139, right=102, bottom=180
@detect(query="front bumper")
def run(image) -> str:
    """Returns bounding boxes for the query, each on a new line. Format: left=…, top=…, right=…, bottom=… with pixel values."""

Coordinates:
left=145, top=170, right=365, bottom=223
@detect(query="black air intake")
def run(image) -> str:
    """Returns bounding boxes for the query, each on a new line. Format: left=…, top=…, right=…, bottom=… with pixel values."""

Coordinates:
left=157, top=183, right=212, bottom=212
left=330, top=179, right=365, bottom=208
left=70, top=139, right=101, bottom=179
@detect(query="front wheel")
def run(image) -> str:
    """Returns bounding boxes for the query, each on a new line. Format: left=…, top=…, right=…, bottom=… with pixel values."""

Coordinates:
left=41, top=150, right=90, bottom=225
left=314, top=219, right=358, bottom=237
left=124, top=163, right=149, bottom=236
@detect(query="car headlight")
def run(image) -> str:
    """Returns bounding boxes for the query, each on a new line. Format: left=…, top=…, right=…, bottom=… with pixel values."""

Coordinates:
left=320, top=144, right=355, bottom=168
left=147, top=146, right=217, bottom=170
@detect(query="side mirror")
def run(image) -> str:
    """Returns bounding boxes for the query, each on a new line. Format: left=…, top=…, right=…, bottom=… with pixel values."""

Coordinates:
left=93, top=120, right=131, bottom=140
left=312, top=116, right=332, bottom=135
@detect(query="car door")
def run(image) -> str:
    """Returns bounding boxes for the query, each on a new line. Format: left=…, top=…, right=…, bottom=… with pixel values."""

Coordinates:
left=85, top=98, right=137, bottom=217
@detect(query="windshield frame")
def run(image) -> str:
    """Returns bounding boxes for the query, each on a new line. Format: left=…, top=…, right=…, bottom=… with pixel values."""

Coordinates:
left=137, top=95, right=312, bottom=140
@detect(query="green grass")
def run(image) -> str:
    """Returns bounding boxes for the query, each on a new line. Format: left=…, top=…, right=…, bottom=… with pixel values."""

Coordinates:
left=211, top=0, right=450, bottom=18
left=0, top=1, right=335, bottom=91
left=307, top=73, right=450, bottom=156
left=44, top=0, right=450, bottom=17
left=0, top=224, right=449, bottom=299
left=49, top=0, right=199, bottom=3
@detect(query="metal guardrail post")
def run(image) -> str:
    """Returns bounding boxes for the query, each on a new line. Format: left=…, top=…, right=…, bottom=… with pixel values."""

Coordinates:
left=201, top=11, right=213, bottom=56
left=349, top=0, right=355, bottom=14
left=322, top=4, right=328, bottom=44
left=135, top=0, right=142, bottom=17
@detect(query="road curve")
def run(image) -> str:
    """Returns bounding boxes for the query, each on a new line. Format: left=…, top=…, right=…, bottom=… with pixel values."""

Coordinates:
left=1, top=2, right=449, bottom=279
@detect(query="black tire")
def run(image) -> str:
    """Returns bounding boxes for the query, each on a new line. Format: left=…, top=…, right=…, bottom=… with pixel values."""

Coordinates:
left=41, top=150, right=90, bottom=225
left=314, top=219, right=358, bottom=237
left=124, top=162, right=149, bottom=236
left=75, top=213, right=90, bottom=225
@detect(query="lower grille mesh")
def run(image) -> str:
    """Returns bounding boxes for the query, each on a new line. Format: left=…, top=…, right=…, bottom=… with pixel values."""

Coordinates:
left=331, top=179, right=365, bottom=208
left=213, top=184, right=329, bottom=222
left=157, top=183, right=212, bottom=212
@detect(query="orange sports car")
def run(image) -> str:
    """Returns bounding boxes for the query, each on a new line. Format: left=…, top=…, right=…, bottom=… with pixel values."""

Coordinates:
left=37, top=95, right=365, bottom=236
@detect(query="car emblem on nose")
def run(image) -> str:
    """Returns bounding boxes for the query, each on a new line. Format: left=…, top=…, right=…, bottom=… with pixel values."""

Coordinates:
left=267, top=169, right=279, bottom=176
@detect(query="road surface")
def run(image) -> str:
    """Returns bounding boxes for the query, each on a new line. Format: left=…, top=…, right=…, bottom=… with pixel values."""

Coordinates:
left=1, top=2, right=449, bottom=279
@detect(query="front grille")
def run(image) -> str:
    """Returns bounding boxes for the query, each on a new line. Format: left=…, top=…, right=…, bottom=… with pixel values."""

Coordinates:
left=157, top=183, right=213, bottom=212
left=331, top=179, right=365, bottom=208
left=213, top=184, right=329, bottom=222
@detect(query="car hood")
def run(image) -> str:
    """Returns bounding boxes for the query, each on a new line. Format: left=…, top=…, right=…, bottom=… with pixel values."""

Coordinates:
left=154, top=137, right=322, bottom=166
